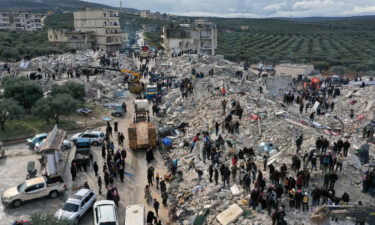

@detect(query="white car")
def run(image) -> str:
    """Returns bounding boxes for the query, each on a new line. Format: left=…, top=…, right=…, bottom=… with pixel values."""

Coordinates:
left=94, top=200, right=119, bottom=225
left=70, top=131, right=105, bottom=146
left=55, top=189, right=96, bottom=224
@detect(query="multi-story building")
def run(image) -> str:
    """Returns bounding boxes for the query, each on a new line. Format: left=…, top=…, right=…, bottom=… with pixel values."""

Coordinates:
left=74, top=9, right=125, bottom=51
left=48, top=29, right=95, bottom=50
left=0, top=12, right=44, bottom=31
left=161, top=19, right=217, bottom=56
left=48, top=9, right=127, bottom=51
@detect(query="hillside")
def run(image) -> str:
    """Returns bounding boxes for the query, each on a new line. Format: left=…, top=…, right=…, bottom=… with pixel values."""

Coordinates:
left=0, top=0, right=112, bottom=12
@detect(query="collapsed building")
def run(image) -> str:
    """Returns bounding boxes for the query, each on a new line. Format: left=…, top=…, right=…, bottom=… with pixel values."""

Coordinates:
left=161, top=19, right=218, bottom=56
left=1, top=49, right=375, bottom=224
left=150, top=55, right=375, bottom=225
left=48, top=9, right=128, bottom=51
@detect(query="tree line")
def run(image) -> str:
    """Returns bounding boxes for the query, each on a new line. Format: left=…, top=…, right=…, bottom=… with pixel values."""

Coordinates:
left=0, top=78, right=85, bottom=130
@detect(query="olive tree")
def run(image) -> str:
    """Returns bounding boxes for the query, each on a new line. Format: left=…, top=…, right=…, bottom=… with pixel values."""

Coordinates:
left=0, top=98, right=24, bottom=130
left=33, top=94, right=79, bottom=124
left=3, top=78, right=43, bottom=111
left=51, top=81, right=86, bottom=101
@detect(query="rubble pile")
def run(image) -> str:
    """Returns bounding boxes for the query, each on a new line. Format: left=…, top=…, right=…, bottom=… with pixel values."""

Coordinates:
left=154, top=55, right=375, bottom=225
left=1, top=50, right=138, bottom=103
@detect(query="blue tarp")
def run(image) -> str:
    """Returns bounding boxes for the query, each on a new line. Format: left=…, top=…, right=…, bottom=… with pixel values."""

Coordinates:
left=162, top=137, right=173, bottom=147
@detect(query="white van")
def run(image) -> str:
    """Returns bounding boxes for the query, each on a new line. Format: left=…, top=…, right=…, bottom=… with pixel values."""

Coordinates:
left=125, top=205, right=145, bottom=225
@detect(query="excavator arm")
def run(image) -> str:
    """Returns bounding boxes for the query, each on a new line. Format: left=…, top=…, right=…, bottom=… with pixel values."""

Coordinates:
left=120, top=69, right=141, bottom=82
left=79, top=66, right=141, bottom=83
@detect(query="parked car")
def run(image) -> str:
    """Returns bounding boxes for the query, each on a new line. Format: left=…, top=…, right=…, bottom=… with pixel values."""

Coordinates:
left=55, top=189, right=96, bottom=225
left=34, top=139, right=71, bottom=152
left=93, top=200, right=119, bottom=225
left=111, top=106, right=125, bottom=117
left=70, top=131, right=105, bottom=146
left=27, top=133, right=48, bottom=147
left=1, top=175, right=66, bottom=207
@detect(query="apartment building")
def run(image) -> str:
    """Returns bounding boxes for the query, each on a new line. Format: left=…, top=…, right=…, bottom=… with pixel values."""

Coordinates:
left=48, top=9, right=126, bottom=51
left=161, top=19, right=217, bottom=56
left=0, top=12, right=44, bottom=31
left=74, top=9, right=125, bottom=51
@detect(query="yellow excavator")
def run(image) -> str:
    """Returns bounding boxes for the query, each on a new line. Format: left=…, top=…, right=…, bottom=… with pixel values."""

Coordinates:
left=79, top=66, right=143, bottom=94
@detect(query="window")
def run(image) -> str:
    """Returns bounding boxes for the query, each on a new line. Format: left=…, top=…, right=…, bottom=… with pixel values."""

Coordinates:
left=103, top=13, right=107, bottom=17
left=63, top=203, right=79, bottom=212
left=25, top=183, right=44, bottom=192
left=82, top=192, right=94, bottom=206
left=82, top=134, right=93, bottom=138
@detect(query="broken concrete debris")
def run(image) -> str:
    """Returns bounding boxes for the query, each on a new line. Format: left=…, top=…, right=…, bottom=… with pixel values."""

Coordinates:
left=150, top=55, right=374, bottom=225
left=2, top=51, right=375, bottom=225
left=216, top=203, right=244, bottom=225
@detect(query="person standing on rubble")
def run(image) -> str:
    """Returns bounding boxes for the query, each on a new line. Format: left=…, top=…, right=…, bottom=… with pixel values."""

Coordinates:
left=330, top=101, right=335, bottom=112
left=234, top=121, right=240, bottom=134
left=263, top=155, right=268, bottom=171
left=259, top=86, right=263, bottom=94
left=214, top=168, right=219, bottom=185
left=221, top=86, right=226, bottom=96
left=299, top=103, right=304, bottom=114
left=215, top=121, right=220, bottom=136
left=296, top=135, right=303, bottom=153
left=208, top=164, right=214, bottom=182
left=343, top=139, right=350, bottom=156
left=309, top=112, right=315, bottom=122
left=221, top=99, right=227, bottom=113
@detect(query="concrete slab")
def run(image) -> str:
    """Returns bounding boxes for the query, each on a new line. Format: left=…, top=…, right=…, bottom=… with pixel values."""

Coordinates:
left=216, top=203, right=244, bottom=225
left=230, top=185, right=241, bottom=196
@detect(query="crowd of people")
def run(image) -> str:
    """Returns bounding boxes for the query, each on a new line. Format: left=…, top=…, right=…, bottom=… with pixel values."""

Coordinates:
left=69, top=118, right=166, bottom=225
left=156, top=74, right=373, bottom=225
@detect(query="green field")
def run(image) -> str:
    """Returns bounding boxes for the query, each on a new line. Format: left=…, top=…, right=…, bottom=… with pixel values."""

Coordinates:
left=211, top=17, right=375, bottom=74
left=0, top=30, right=71, bottom=62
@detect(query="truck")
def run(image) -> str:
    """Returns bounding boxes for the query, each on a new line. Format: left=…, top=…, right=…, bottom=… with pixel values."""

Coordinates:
left=1, top=175, right=66, bottom=207
left=75, top=138, right=92, bottom=166
left=145, top=84, right=158, bottom=100
left=128, top=99, right=157, bottom=150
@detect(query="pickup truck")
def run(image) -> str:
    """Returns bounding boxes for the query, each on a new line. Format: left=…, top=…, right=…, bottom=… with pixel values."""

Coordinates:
left=2, top=175, right=66, bottom=207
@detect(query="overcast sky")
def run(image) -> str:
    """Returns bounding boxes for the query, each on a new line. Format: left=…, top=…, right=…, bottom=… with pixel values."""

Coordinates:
left=84, top=0, right=375, bottom=18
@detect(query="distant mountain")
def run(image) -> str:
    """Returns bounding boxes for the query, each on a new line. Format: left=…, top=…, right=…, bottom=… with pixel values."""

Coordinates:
left=0, top=0, right=113, bottom=12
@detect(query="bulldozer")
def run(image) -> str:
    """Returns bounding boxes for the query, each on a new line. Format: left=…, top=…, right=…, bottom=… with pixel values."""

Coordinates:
left=310, top=205, right=375, bottom=225
left=128, top=99, right=157, bottom=150
left=79, top=66, right=143, bottom=94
